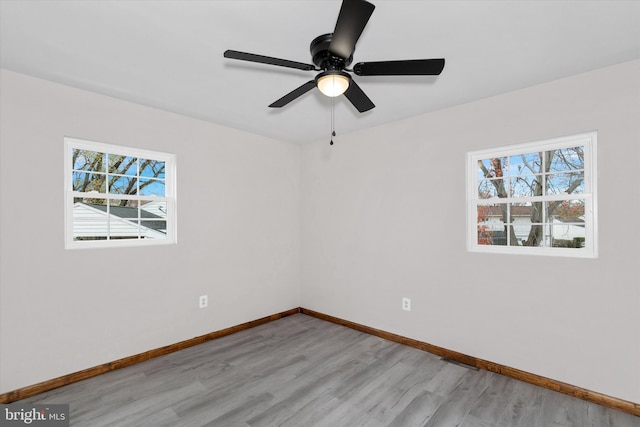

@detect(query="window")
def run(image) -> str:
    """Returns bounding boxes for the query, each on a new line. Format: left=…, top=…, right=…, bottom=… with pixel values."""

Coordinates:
left=467, top=132, right=597, bottom=257
left=64, top=137, right=176, bottom=249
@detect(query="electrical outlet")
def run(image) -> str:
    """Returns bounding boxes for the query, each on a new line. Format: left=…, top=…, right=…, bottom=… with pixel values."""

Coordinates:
left=402, top=297, right=411, bottom=311
left=199, top=295, right=208, bottom=308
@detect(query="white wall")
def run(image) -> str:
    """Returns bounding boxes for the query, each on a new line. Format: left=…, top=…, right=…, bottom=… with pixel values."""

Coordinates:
left=301, top=60, right=640, bottom=403
left=0, top=70, right=301, bottom=393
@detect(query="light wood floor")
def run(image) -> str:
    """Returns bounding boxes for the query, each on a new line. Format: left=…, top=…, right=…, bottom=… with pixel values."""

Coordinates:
left=21, top=314, right=639, bottom=426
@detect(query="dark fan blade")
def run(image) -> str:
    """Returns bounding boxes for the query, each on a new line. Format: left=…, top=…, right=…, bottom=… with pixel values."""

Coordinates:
left=269, top=81, right=317, bottom=108
left=353, top=59, right=445, bottom=76
left=343, top=79, right=375, bottom=112
left=224, top=50, right=315, bottom=71
left=329, top=0, right=375, bottom=59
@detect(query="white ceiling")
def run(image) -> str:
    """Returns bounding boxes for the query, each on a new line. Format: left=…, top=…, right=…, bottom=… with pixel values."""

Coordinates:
left=1, top=1, right=639, bottom=144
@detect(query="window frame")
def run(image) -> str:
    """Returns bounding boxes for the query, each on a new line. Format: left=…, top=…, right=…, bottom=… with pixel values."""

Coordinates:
left=64, top=137, right=177, bottom=249
left=466, top=132, right=597, bottom=258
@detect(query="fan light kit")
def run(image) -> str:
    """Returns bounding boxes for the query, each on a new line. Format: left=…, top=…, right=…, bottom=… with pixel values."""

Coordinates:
left=223, top=0, right=445, bottom=113
left=316, top=72, right=350, bottom=97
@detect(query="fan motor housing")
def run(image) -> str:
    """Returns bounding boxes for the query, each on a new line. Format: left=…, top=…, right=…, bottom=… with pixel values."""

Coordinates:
left=310, top=33, right=353, bottom=70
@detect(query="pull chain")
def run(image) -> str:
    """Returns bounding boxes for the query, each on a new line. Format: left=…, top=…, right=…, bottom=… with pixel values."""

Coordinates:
left=330, top=97, right=336, bottom=145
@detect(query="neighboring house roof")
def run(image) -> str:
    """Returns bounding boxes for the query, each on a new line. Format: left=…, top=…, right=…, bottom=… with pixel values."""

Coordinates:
left=87, top=203, right=166, bottom=232
left=73, top=202, right=166, bottom=239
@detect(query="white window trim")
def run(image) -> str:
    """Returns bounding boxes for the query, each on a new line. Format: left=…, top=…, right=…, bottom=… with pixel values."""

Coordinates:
left=466, top=131, right=598, bottom=258
left=64, top=137, right=177, bottom=249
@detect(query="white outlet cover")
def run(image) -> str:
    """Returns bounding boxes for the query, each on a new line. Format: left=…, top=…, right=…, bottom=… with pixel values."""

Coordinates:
left=199, top=295, right=208, bottom=308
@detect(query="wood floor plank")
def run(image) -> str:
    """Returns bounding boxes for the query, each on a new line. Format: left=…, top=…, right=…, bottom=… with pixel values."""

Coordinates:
left=470, top=373, right=542, bottom=427
left=424, top=370, right=495, bottom=427
left=387, top=389, right=446, bottom=426
left=18, top=314, right=640, bottom=426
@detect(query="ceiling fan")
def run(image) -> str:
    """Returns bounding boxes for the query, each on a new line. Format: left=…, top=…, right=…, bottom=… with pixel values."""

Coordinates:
left=223, top=0, right=445, bottom=113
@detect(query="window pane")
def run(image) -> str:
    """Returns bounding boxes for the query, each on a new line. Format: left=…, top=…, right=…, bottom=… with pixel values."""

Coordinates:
left=549, top=221, right=585, bottom=248
left=110, top=199, right=139, bottom=208
left=72, top=197, right=108, bottom=240
left=140, top=200, right=167, bottom=237
left=550, top=224, right=585, bottom=247
left=140, top=200, right=167, bottom=218
left=109, top=216, right=141, bottom=240
left=477, top=179, right=505, bottom=198
left=548, top=147, right=584, bottom=172
left=510, top=175, right=541, bottom=197
left=518, top=223, right=546, bottom=247
left=511, top=202, right=542, bottom=221
left=547, top=199, right=585, bottom=220
left=477, top=228, right=507, bottom=246
left=546, top=172, right=584, bottom=195
left=477, top=157, right=507, bottom=180
left=73, top=149, right=105, bottom=172
left=140, top=159, right=166, bottom=179
left=109, top=176, right=137, bottom=195
left=548, top=200, right=586, bottom=247
left=140, top=220, right=167, bottom=238
left=139, top=178, right=165, bottom=197
left=108, top=154, right=137, bottom=176
left=477, top=226, right=496, bottom=245
left=477, top=204, right=507, bottom=245
left=477, top=204, right=507, bottom=224
left=509, top=152, right=541, bottom=175
left=108, top=200, right=138, bottom=218
left=478, top=224, right=509, bottom=246
left=477, top=226, right=507, bottom=245
left=511, top=203, right=529, bottom=244
left=72, top=172, right=106, bottom=193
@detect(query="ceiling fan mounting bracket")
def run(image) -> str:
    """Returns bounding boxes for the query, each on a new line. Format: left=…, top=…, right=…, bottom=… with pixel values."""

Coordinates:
left=310, top=33, right=353, bottom=70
